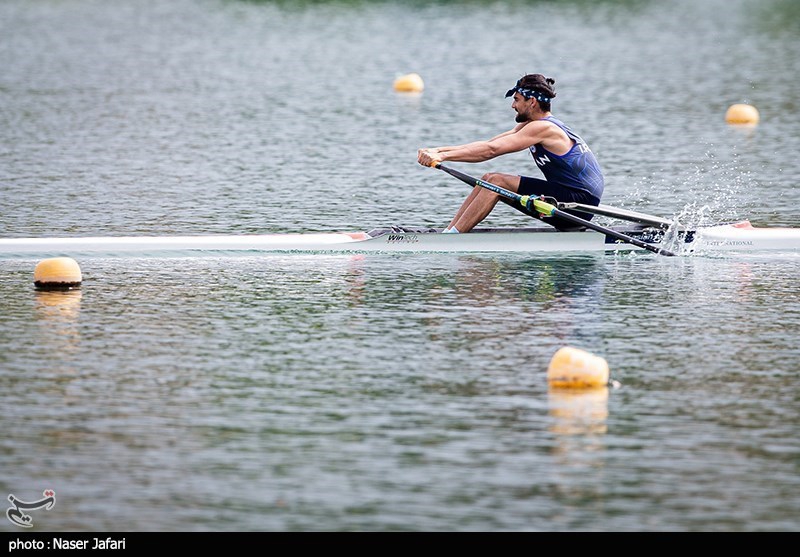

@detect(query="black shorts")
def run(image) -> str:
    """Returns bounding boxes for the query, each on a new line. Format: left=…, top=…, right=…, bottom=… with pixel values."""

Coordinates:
left=507, top=176, right=601, bottom=231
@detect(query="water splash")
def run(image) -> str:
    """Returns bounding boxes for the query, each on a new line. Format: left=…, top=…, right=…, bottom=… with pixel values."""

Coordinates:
left=622, top=149, right=758, bottom=232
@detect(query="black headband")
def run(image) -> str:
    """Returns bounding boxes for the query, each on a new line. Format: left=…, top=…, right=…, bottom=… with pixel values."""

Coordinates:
left=505, top=84, right=553, bottom=103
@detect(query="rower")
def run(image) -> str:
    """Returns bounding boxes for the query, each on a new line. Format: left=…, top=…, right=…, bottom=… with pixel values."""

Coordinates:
left=417, top=73, right=604, bottom=232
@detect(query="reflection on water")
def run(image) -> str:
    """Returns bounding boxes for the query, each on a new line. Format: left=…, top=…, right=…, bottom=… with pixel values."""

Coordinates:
left=548, top=387, right=609, bottom=436
left=0, top=248, right=798, bottom=530
left=34, top=289, right=82, bottom=356
left=35, top=289, right=82, bottom=319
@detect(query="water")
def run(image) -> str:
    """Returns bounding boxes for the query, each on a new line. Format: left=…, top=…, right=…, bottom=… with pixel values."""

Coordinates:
left=1, top=0, right=799, bottom=531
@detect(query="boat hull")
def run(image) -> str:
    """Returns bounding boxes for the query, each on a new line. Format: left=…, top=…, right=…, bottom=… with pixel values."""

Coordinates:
left=0, top=223, right=798, bottom=258
left=690, top=222, right=800, bottom=252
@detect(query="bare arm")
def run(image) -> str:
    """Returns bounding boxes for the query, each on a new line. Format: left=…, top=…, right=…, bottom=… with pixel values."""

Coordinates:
left=418, top=121, right=566, bottom=167
left=430, top=126, right=520, bottom=152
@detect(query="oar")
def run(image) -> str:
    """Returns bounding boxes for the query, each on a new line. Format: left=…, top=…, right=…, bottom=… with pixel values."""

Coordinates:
left=432, top=162, right=676, bottom=256
left=556, top=202, right=675, bottom=229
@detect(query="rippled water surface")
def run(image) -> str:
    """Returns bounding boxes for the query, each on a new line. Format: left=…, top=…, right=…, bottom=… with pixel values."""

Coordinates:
left=1, top=0, right=799, bottom=531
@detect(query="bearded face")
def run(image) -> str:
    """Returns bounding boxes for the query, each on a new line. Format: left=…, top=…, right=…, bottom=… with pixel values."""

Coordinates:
left=513, top=93, right=535, bottom=123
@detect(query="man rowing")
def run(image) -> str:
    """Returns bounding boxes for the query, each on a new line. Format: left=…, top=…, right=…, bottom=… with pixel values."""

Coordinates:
left=417, top=73, right=605, bottom=232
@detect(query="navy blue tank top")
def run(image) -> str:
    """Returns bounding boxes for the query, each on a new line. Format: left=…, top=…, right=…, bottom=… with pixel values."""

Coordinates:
left=528, top=116, right=604, bottom=199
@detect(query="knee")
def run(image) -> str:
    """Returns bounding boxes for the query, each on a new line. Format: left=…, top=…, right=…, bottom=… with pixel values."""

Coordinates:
left=479, top=173, right=501, bottom=197
left=482, top=172, right=502, bottom=184
left=481, top=173, right=514, bottom=189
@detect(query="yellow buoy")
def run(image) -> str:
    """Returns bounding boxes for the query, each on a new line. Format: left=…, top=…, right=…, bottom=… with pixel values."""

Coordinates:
left=547, top=346, right=609, bottom=389
left=393, top=73, right=424, bottom=93
left=34, top=257, right=82, bottom=290
left=725, top=103, right=759, bottom=125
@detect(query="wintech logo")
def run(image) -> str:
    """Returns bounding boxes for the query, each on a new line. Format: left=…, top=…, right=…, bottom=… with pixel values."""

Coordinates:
left=386, top=234, right=419, bottom=244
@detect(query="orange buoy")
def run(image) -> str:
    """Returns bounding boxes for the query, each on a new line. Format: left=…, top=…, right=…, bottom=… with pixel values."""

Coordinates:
left=547, top=346, right=609, bottom=389
left=725, top=103, right=759, bottom=125
left=34, top=257, right=82, bottom=290
left=393, top=73, right=424, bottom=93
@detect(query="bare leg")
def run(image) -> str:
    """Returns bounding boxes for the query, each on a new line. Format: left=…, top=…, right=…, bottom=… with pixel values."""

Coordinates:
left=447, top=187, right=481, bottom=229
left=450, top=173, right=520, bottom=232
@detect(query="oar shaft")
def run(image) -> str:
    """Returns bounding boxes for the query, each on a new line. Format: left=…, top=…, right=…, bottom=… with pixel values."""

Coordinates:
left=547, top=207, right=672, bottom=253
left=436, top=163, right=530, bottom=207
left=433, top=163, right=676, bottom=256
